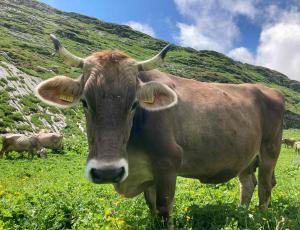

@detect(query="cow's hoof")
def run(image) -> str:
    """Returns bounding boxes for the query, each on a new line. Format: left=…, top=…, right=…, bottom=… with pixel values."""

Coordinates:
left=258, top=204, right=268, bottom=210
left=166, top=222, right=174, bottom=230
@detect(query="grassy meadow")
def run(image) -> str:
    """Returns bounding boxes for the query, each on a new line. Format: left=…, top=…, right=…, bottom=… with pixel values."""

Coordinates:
left=0, top=130, right=299, bottom=230
left=0, top=1, right=300, bottom=229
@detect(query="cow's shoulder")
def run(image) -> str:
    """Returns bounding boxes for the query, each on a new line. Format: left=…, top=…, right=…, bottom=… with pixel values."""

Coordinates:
left=253, top=84, right=285, bottom=114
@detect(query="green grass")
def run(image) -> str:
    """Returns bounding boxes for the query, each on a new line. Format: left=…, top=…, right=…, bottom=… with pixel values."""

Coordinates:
left=1, top=0, right=300, bottom=134
left=0, top=130, right=299, bottom=229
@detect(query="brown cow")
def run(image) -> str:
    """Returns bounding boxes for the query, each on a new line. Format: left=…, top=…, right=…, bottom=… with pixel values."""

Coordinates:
left=0, top=132, right=63, bottom=158
left=35, top=34, right=284, bottom=229
left=282, top=138, right=296, bottom=148
left=0, top=134, right=40, bottom=158
left=36, top=132, right=63, bottom=150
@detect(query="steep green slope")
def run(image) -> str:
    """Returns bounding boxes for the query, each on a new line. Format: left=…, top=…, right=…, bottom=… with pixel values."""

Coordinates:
left=0, top=0, right=299, bottom=134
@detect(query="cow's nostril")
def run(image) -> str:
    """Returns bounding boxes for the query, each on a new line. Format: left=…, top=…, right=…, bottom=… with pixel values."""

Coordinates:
left=115, top=167, right=125, bottom=181
left=90, top=168, right=102, bottom=180
left=90, top=167, right=125, bottom=183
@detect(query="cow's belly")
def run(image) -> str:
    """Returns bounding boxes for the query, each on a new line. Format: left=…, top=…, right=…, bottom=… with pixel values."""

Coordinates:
left=7, top=141, right=34, bottom=151
left=177, top=139, right=260, bottom=184
left=177, top=119, right=261, bottom=182
left=178, top=159, right=243, bottom=183
left=114, top=150, right=153, bottom=198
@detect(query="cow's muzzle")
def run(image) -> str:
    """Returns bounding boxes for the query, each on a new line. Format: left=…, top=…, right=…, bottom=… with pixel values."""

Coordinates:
left=86, top=159, right=128, bottom=184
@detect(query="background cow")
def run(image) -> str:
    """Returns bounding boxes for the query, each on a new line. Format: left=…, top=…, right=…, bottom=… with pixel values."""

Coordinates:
left=0, top=132, right=63, bottom=158
left=36, top=132, right=63, bottom=150
left=282, top=138, right=296, bottom=148
left=0, top=134, right=40, bottom=158
left=35, top=35, right=285, bottom=229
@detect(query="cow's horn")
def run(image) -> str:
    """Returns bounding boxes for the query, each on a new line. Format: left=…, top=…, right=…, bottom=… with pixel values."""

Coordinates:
left=50, top=34, right=84, bottom=68
left=136, top=44, right=171, bottom=71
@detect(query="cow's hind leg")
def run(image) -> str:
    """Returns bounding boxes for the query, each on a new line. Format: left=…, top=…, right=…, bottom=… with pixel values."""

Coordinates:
left=0, top=149, right=5, bottom=158
left=0, top=142, right=8, bottom=158
left=258, top=141, right=281, bottom=209
left=0, top=149, right=6, bottom=158
left=238, top=158, right=258, bottom=207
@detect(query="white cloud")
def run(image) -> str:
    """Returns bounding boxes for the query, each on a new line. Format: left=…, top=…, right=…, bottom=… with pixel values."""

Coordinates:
left=220, top=0, right=257, bottom=19
left=228, top=47, right=254, bottom=64
left=253, top=8, right=300, bottom=81
left=176, top=23, right=224, bottom=51
left=174, top=0, right=300, bottom=81
left=256, top=22, right=300, bottom=81
left=125, top=21, right=155, bottom=37
left=174, top=0, right=258, bottom=52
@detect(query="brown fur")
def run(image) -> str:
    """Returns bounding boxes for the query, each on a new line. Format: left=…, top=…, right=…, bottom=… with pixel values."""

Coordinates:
left=89, top=50, right=130, bottom=63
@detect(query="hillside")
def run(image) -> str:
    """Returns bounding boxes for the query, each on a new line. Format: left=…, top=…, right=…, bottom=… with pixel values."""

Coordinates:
left=0, top=0, right=299, bottom=135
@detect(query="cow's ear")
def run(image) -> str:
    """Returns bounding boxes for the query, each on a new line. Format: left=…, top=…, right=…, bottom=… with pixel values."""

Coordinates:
left=137, top=81, right=178, bottom=111
left=35, top=75, right=82, bottom=108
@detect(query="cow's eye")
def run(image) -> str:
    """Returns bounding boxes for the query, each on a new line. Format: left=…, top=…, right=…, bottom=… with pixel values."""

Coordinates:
left=80, top=99, right=88, bottom=109
left=131, top=101, right=138, bottom=111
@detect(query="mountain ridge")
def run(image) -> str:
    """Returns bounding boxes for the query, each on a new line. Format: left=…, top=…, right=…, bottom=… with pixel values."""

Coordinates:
left=0, top=0, right=299, bottom=133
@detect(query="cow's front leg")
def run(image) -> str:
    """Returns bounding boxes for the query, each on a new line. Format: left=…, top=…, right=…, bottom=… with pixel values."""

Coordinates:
left=154, top=163, right=177, bottom=230
left=144, top=185, right=157, bottom=215
left=145, top=118, right=183, bottom=229
left=151, top=142, right=182, bottom=229
left=28, top=150, right=35, bottom=159
left=40, top=149, right=48, bottom=159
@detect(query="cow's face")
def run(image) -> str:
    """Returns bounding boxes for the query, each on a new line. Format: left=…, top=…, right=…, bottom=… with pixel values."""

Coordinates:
left=37, top=132, right=63, bottom=149
left=35, top=35, right=177, bottom=184
left=51, top=133, right=63, bottom=148
left=81, top=54, right=138, bottom=184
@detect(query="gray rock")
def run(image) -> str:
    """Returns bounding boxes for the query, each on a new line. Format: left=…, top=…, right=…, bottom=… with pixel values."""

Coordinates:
left=36, top=66, right=55, bottom=74
left=0, top=61, right=66, bottom=132
left=0, top=51, right=12, bottom=61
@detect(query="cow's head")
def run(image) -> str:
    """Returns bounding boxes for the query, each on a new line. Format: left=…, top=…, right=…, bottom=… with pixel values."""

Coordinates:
left=35, top=34, right=177, bottom=184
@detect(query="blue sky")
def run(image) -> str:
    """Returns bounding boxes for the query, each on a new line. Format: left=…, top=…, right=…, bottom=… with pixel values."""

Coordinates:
left=40, top=0, right=300, bottom=81
left=40, top=0, right=181, bottom=43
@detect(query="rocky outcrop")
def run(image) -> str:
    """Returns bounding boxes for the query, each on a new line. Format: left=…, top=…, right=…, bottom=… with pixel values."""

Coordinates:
left=0, top=61, right=66, bottom=133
